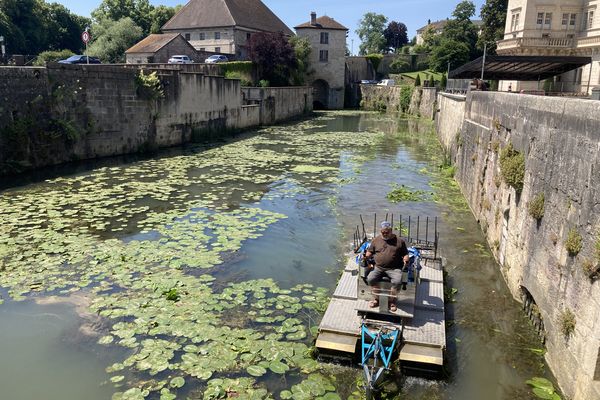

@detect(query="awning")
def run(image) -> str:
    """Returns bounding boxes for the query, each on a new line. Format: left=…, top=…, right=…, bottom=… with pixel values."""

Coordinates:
left=449, top=55, right=592, bottom=81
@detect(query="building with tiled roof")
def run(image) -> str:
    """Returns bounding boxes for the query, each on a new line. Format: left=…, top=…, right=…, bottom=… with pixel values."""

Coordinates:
left=416, top=19, right=483, bottom=45
left=125, top=33, right=201, bottom=64
left=295, top=12, right=348, bottom=109
left=161, top=0, right=293, bottom=59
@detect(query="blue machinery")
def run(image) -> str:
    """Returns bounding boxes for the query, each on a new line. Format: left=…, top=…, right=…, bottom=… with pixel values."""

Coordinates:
left=361, top=322, right=402, bottom=398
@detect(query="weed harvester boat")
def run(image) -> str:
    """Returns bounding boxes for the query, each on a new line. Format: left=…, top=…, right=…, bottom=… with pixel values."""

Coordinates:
left=315, top=214, right=446, bottom=399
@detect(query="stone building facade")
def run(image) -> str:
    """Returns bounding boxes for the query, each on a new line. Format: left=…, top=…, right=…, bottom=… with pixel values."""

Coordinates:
left=295, top=13, right=347, bottom=109
left=125, top=34, right=201, bottom=64
left=161, top=0, right=293, bottom=59
left=497, top=0, right=600, bottom=93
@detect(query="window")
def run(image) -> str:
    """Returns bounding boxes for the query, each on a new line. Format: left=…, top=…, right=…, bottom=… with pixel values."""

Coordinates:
left=562, top=13, right=569, bottom=28
left=544, top=13, right=552, bottom=29
left=199, top=32, right=205, bottom=40
left=570, top=13, right=577, bottom=28
left=184, top=33, right=190, bottom=40
left=320, top=32, right=329, bottom=44
left=246, top=33, right=251, bottom=40
left=215, top=47, right=221, bottom=53
left=589, top=11, right=595, bottom=30
left=319, top=50, right=328, bottom=62
left=215, top=32, right=221, bottom=40
left=537, top=12, right=544, bottom=27
left=510, top=13, right=520, bottom=31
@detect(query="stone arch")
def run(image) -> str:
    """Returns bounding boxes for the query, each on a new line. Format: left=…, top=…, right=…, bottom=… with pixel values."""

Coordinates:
left=312, top=79, right=330, bottom=110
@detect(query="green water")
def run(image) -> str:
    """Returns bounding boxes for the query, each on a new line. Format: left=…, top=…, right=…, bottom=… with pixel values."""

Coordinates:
left=0, top=112, right=550, bottom=399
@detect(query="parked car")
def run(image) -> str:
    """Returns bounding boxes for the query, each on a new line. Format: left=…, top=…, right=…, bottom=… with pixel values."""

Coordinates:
left=377, top=79, right=396, bottom=86
left=168, top=55, right=193, bottom=64
left=360, top=80, right=377, bottom=84
left=204, top=55, right=228, bottom=64
left=58, top=55, right=101, bottom=64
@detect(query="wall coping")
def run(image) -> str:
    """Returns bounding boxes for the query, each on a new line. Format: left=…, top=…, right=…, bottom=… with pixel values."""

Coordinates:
left=439, top=92, right=467, bottom=101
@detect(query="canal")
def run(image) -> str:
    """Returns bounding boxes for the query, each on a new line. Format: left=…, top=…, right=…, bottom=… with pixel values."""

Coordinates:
left=0, top=111, right=552, bottom=399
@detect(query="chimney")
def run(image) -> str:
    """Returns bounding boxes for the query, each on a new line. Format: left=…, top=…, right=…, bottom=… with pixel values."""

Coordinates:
left=311, top=12, right=317, bottom=25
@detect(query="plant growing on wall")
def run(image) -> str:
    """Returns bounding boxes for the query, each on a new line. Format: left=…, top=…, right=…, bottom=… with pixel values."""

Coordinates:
left=499, top=143, right=525, bottom=192
left=527, top=193, right=545, bottom=220
left=526, top=377, right=561, bottom=400
left=399, top=85, right=414, bottom=113
left=565, top=228, right=583, bottom=256
left=135, top=70, right=164, bottom=101
left=558, top=308, right=576, bottom=338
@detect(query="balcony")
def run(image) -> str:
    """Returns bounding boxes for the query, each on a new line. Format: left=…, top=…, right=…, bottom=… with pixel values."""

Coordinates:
left=497, top=37, right=575, bottom=53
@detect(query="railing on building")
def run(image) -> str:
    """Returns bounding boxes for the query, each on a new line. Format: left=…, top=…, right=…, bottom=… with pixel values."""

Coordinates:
left=445, top=79, right=472, bottom=94
left=497, top=37, right=575, bottom=51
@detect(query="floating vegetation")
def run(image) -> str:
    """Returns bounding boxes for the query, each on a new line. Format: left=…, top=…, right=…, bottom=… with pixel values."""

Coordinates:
left=526, top=377, right=562, bottom=400
left=386, top=183, right=430, bottom=203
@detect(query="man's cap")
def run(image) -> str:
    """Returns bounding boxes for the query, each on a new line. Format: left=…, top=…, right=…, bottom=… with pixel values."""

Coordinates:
left=380, top=221, right=392, bottom=229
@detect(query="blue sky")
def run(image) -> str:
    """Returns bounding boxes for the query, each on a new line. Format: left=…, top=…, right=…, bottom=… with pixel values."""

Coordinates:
left=53, top=0, right=487, bottom=55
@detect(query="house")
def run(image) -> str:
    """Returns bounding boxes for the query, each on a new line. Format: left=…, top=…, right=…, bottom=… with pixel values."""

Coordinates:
left=416, top=19, right=483, bottom=45
left=161, top=0, right=294, bottom=59
left=496, top=0, right=600, bottom=93
left=125, top=33, right=200, bottom=64
left=295, top=12, right=348, bottom=109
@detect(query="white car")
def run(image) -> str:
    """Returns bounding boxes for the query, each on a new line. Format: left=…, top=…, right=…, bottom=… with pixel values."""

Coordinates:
left=168, top=55, right=193, bottom=64
left=204, top=55, right=228, bottom=64
left=377, top=79, right=396, bottom=86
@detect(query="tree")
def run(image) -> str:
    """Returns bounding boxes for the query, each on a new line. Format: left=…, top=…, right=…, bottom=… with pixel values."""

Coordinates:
left=87, top=17, right=143, bottom=62
left=479, top=0, right=508, bottom=54
left=149, top=5, right=180, bottom=34
left=428, top=38, right=470, bottom=73
left=356, top=12, right=388, bottom=55
left=383, top=21, right=408, bottom=53
left=43, top=3, right=90, bottom=52
left=92, top=0, right=153, bottom=35
left=0, top=0, right=46, bottom=54
left=289, top=36, right=312, bottom=86
left=248, top=32, right=297, bottom=86
left=442, top=0, right=480, bottom=60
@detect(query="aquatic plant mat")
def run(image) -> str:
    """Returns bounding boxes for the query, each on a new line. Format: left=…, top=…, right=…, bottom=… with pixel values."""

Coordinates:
left=0, top=111, right=528, bottom=399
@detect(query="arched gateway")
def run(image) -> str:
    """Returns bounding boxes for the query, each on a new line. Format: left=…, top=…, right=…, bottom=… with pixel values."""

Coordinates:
left=312, top=79, right=330, bottom=109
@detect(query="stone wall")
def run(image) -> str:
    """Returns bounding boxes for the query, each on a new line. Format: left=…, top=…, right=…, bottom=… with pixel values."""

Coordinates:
left=437, top=91, right=600, bottom=400
left=0, top=64, right=312, bottom=175
left=359, top=85, right=438, bottom=119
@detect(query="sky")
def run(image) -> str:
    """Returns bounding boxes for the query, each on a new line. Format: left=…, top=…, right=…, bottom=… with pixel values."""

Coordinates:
left=52, top=0, right=487, bottom=55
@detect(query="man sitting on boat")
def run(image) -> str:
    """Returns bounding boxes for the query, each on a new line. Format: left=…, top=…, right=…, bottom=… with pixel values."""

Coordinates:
left=364, top=221, right=409, bottom=312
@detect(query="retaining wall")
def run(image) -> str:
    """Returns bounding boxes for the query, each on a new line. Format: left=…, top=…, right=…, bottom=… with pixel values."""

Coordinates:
left=437, top=91, right=600, bottom=400
left=0, top=65, right=312, bottom=175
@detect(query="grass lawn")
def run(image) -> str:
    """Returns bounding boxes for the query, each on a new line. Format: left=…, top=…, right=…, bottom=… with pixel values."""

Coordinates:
left=399, top=70, right=444, bottom=82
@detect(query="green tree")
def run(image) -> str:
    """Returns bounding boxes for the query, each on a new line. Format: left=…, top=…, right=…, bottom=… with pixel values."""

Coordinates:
left=248, top=32, right=297, bottom=86
left=149, top=4, right=180, bottom=34
left=479, top=0, right=508, bottom=54
left=0, top=0, right=46, bottom=54
left=443, top=0, right=480, bottom=60
left=289, top=36, right=312, bottom=86
left=43, top=3, right=90, bottom=52
left=429, top=38, right=470, bottom=72
left=87, top=17, right=143, bottom=63
left=356, top=12, right=387, bottom=55
left=92, top=0, right=153, bottom=35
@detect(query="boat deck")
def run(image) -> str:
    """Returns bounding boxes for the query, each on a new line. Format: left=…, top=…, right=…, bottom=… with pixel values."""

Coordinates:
left=316, top=251, right=446, bottom=367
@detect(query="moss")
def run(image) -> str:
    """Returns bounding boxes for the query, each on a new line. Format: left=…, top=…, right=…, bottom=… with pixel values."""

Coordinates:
left=482, top=199, right=491, bottom=211
left=527, top=193, right=545, bottom=220
left=491, top=140, right=500, bottom=153
left=582, top=258, right=600, bottom=280
left=565, top=228, right=583, bottom=256
left=455, top=132, right=463, bottom=147
left=471, top=153, right=477, bottom=163
left=558, top=309, right=576, bottom=338
left=499, top=143, right=525, bottom=192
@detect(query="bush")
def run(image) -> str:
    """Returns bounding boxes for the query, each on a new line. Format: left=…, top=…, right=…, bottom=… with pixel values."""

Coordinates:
left=135, top=70, right=164, bottom=100
left=499, top=143, right=525, bottom=192
left=365, top=54, right=384, bottom=72
left=558, top=309, right=576, bottom=338
left=527, top=193, right=545, bottom=220
left=440, top=73, right=447, bottom=89
left=399, top=85, right=414, bottom=113
left=224, top=71, right=252, bottom=86
left=258, top=79, right=270, bottom=88
left=416, top=60, right=430, bottom=70
left=34, top=49, right=74, bottom=66
left=414, top=74, right=421, bottom=87
left=389, top=58, right=411, bottom=74
left=565, top=228, right=583, bottom=256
